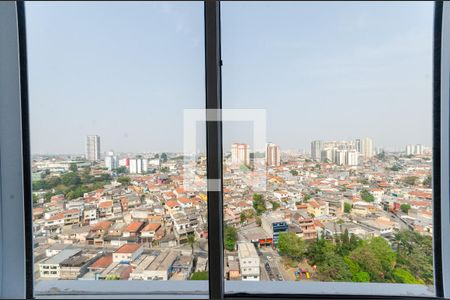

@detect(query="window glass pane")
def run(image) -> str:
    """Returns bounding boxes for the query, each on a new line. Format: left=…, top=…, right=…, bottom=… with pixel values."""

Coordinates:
left=27, top=1, right=208, bottom=296
left=222, top=1, right=434, bottom=296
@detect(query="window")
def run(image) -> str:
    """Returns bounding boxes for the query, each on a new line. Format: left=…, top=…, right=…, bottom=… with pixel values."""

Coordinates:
left=25, top=0, right=208, bottom=297
left=221, top=0, right=437, bottom=297
left=1, top=1, right=450, bottom=299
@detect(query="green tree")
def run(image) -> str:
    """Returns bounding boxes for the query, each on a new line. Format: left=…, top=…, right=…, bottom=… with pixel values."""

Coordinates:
left=92, top=181, right=106, bottom=190
left=224, top=226, right=238, bottom=251
left=343, top=256, right=360, bottom=276
left=403, top=176, right=419, bottom=186
left=190, top=271, right=208, bottom=280
left=255, top=216, right=262, bottom=227
left=32, top=193, right=39, bottom=205
left=187, top=233, right=197, bottom=256
left=115, top=166, right=128, bottom=174
left=390, top=165, right=401, bottom=171
left=360, top=189, right=375, bottom=202
left=349, top=237, right=396, bottom=281
left=352, top=271, right=370, bottom=282
left=47, top=176, right=62, bottom=188
left=344, top=202, right=352, bottom=213
left=44, top=192, right=53, bottom=202
left=336, top=229, right=357, bottom=257
left=69, top=163, right=78, bottom=173
left=252, top=193, right=266, bottom=216
left=32, top=181, right=46, bottom=191
left=117, top=176, right=131, bottom=186
left=240, top=212, right=247, bottom=224
left=290, top=170, right=298, bottom=176
left=307, top=237, right=335, bottom=266
left=316, top=251, right=352, bottom=282
left=393, top=268, right=423, bottom=284
left=81, top=173, right=94, bottom=184
left=423, top=175, right=432, bottom=188
left=61, top=172, right=81, bottom=186
left=303, top=194, right=312, bottom=201
left=66, top=185, right=90, bottom=200
left=349, top=244, right=384, bottom=281
left=395, top=230, right=433, bottom=284
left=400, top=203, right=411, bottom=214
left=271, top=201, right=280, bottom=210
left=277, top=232, right=306, bottom=261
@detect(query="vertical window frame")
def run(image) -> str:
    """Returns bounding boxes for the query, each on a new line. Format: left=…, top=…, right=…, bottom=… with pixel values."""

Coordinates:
left=205, top=0, right=225, bottom=299
left=438, top=1, right=450, bottom=297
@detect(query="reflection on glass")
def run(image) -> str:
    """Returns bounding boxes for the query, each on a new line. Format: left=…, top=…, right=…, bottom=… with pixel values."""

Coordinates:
left=222, top=1, right=434, bottom=290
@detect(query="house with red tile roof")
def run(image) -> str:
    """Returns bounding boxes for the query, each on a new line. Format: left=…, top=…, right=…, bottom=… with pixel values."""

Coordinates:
left=113, top=244, right=143, bottom=263
left=165, top=200, right=180, bottom=212
left=98, top=200, right=113, bottom=218
left=141, top=223, right=161, bottom=240
left=123, top=221, right=145, bottom=238
left=88, top=254, right=113, bottom=273
left=178, top=197, right=192, bottom=208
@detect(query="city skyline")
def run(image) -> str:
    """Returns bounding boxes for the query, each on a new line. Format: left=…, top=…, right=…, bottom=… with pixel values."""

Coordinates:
left=32, top=134, right=430, bottom=156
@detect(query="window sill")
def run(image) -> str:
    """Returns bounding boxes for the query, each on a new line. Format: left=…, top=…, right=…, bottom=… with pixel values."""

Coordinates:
left=34, top=280, right=209, bottom=299
left=224, top=281, right=434, bottom=298
left=34, top=280, right=434, bottom=299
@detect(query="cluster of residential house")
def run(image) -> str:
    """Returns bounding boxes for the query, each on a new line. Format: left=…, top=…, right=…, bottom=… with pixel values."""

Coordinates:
left=223, top=152, right=432, bottom=251
left=33, top=159, right=209, bottom=281
left=38, top=243, right=205, bottom=280
left=32, top=151, right=432, bottom=281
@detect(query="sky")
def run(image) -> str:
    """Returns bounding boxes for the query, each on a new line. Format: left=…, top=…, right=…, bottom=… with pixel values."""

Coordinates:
left=26, top=1, right=434, bottom=154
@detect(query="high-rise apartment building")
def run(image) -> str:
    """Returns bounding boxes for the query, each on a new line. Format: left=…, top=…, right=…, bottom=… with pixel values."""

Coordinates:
left=231, top=143, right=250, bottom=166
left=104, top=151, right=118, bottom=170
left=266, top=143, right=281, bottom=167
left=346, top=150, right=358, bottom=166
left=334, top=150, right=346, bottom=166
left=321, top=148, right=333, bottom=163
left=361, top=137, right=374, bottom=159
left=406, top=144, right=424, bottom=156
left=355, top=139, right=362, bottom=153
left=311, top=140, right=323, bottom=161
left=85, top=135, right=100, bottom=161
left=129, top=158, right=148, bottom=174
left=315, top=139, right=360, bottom=166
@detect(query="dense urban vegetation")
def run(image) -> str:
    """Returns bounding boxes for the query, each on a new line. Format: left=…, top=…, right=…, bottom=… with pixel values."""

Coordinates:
left=32, top=165, right=112, bottom=202
left=360, top=189, right=375, bottom=202
left=277, top=230, right=432, bottom=284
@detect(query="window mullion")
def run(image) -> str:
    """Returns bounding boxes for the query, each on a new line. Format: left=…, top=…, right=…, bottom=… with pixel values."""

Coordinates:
left=205, top=0, right=224, bottom=299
